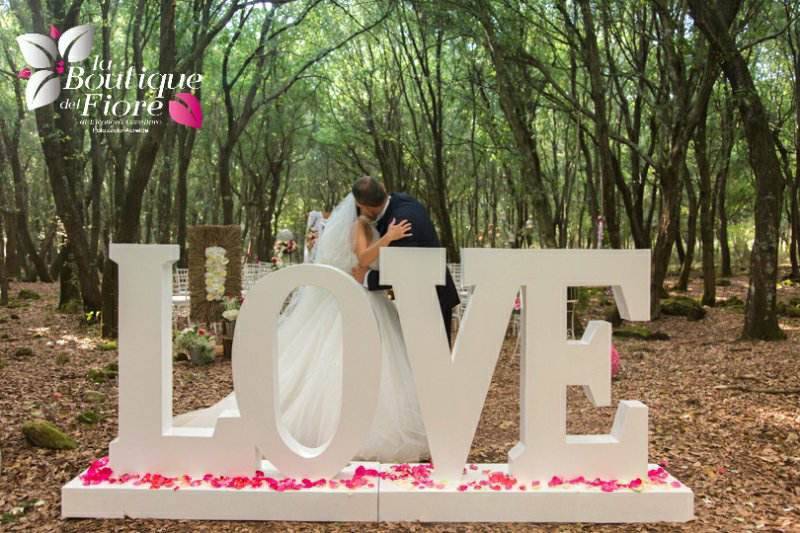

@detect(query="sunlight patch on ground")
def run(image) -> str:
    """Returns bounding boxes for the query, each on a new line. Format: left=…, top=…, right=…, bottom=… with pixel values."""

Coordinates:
left=42, top=333, right=97, bottom=350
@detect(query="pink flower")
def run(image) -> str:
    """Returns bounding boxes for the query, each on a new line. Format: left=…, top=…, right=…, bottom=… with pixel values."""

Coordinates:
left=628, top=478, right=643, bottom=489
left=513, top=294, right=521, bottom=312
left=18, top=67, right=31, bottom=79
left=457, top=484, right=468, bottom=492
left=56, top=60, right=65, bottom=74
left=548, top=475, right=564, bottom=487
left=49, top=24, right=62, bottom=40
left=611, top=344, right=620, bottom=377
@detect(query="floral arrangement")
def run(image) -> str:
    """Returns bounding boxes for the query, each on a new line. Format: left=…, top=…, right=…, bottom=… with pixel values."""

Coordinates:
left=222, top=295, right=243, bottom=322
left=174, top=326, right=215, bottom=365
left=204, top=246, right=228, bottom=301
left=271, top=239, right=297, bottom=270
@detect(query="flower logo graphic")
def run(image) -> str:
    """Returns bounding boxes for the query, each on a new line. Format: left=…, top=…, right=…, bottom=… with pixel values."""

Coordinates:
left=169, top=92, right=203, bottom=129
left=16, top=24, right=94, bottom=110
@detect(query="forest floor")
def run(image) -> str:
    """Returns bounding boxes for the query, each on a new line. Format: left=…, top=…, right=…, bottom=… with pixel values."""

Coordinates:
left=0, top=271, right=798, bottom=532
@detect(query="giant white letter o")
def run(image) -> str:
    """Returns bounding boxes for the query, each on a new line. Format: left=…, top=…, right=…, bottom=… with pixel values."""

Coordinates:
left=232, top=264, right=382, bottom=478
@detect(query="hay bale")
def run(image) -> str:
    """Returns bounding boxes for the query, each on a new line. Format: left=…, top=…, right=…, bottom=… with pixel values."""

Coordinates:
left=188, top=225, right=242, bottom=324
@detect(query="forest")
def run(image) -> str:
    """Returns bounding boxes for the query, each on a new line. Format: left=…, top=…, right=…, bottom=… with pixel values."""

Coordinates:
left=0, top=0, right=798, bottom=341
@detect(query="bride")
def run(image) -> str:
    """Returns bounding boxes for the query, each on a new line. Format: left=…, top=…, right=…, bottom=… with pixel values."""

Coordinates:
left=174, top=194, right=429, bottom=463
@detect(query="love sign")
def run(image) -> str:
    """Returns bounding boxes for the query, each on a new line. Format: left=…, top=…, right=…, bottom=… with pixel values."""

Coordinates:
left=61, top=244, right=693, bottom=523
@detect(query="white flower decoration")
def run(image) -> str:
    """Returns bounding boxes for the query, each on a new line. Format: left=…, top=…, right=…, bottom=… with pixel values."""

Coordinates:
left=204, top=246, right=228, bottom=302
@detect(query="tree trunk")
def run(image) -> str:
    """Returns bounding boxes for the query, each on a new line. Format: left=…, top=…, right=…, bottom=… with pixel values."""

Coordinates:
left=0, top=212, right=8, bottom=306
left=715, top=98, right=734, bottom=278
left=695, top=109, right=716, bottom=305
left=101, top=0, right=177, bottom=338
left=651, top=165, right=681, bottom=307
left=688, top=0, right=785, bottom=340
left=58, top=244, right=81, bottom=311
left=88, top=129, right=104, bottom=263
left=577, top=0, right=620, bottom=249
left=26, top=0, right=101, bottom=311
left=157, top=126, right=176, bottom=243
left=677, top=164, right=698, bottom=291
left=175, top=127, right=196, bottom=267
left=1, top=210, right=19, bottom=279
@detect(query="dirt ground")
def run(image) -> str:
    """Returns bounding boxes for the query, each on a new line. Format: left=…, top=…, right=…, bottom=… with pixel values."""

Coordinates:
left=0, top=272, right=798, bottom=532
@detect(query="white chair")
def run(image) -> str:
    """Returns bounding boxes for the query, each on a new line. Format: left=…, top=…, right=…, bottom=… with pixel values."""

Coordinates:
left=172, top=267, right=190, bottom=330
left=173, top=268, right=189, bottom=296
left=242, top=263, right=260, bottom=291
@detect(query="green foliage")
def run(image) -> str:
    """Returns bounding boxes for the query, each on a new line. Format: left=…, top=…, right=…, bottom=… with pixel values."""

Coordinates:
left=96, top=340, right=117, bottom=351
left=660, top=297, right=707, bottom=321
left=174, top=327, right=216, bottom=365
left=613, top=324, right=670, bottom=341
left=14, top=346, right=33, bottom=358
left=17, top=289, right=40, bottom=300
left=87, top=363, right=118, bottom=384
left=777, top=301, right=800, bottom=318
left=718, top=295, right=744, bottom=311
left=59, top=300, right=83, bottom=315
left=83, top=390, right=106, bottom=403
left=77, top=410, right=102, bottom=425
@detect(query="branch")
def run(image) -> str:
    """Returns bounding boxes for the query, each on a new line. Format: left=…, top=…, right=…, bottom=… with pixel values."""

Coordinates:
left=261, top=3, right=393, bottom=105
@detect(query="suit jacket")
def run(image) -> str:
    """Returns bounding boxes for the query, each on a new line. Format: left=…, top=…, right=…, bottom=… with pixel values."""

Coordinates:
left=366, top=193, right=460, bottom=310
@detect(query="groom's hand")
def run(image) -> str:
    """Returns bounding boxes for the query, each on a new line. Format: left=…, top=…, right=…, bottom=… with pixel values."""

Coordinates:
left=352, top=264, right=369, bottom=285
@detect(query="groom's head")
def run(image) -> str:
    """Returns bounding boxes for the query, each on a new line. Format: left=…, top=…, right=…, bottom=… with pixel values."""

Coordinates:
left=352, top=176, right=388, bottom=220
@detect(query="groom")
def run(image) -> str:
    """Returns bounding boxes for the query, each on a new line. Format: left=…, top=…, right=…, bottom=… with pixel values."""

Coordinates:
left=350, top=176, right=460, bottom=345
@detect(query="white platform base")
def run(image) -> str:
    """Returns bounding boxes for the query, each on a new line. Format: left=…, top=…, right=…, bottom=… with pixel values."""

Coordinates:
left=62, top=462, right=379, bottom=521
left=379, top=463, right=694, bottom=523
left=62, top=462, right=693, bottom=523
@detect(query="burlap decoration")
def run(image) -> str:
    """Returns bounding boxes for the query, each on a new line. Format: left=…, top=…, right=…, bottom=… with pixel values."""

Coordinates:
left=188, top=225, right=242, bottom=324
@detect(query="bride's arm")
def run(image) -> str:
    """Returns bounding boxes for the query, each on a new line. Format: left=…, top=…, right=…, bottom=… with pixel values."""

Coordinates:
left=353, top=218, right=412, bottom=268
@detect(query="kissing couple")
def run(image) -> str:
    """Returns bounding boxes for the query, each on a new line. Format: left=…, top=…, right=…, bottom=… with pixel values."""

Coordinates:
left=177, top=177, right=459, bottom=463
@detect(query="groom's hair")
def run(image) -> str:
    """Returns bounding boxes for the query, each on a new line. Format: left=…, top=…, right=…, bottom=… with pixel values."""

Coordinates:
left=352, top=176, right=387, bottom=207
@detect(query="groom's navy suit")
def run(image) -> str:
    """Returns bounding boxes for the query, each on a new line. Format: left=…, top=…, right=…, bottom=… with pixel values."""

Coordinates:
left=366, top=193, right=460, bottom=345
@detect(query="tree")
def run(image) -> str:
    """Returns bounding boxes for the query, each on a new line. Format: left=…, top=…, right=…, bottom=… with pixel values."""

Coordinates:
left=688, top=0, right=785, bottom=340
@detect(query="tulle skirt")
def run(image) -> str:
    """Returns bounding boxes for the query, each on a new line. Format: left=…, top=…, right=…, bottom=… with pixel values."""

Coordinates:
left=174, top=287, right=429, bottom=464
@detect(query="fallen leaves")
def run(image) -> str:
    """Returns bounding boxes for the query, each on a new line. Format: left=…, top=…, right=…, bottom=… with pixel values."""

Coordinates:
left=0, top=275, right=799, bottom=532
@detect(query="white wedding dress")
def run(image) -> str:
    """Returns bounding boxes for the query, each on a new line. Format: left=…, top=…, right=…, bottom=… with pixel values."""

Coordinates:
left=174, top=194, right=429, bottom=463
